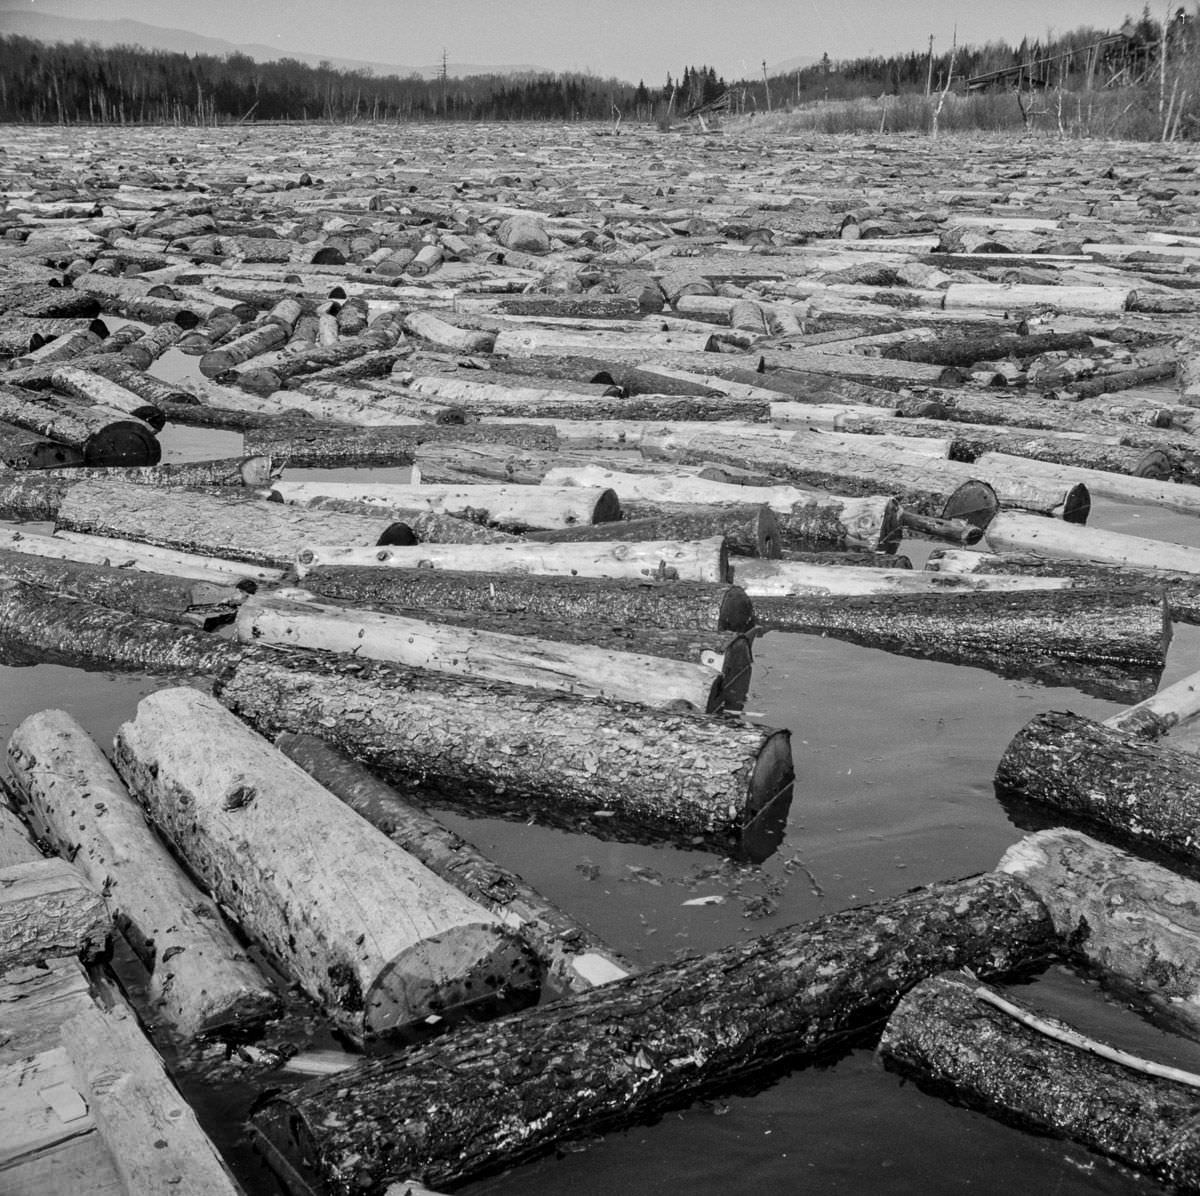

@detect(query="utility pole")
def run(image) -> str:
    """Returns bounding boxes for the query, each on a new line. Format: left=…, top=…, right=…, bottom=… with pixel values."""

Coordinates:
left=762, top=60, right=771, bottom=111
left=439, top=48, right=448, bottom=116
left=925, top=34, right=935, bottom=96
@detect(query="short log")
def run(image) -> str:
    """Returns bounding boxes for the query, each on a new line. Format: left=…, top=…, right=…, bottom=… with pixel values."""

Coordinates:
left=114, top=687, right=541, bottom=1043
left=878, top=972, right=1200, bottom=1193
left=995, top=711, right=1200, bottom=865
left=251, top=873, right=1056, bottom=1193
left=0, top=419, right=84, bottom=470
left=215, top=650, right=793, bottom=855
left=276, top=733, right=635, bottom=996
left=7, top=709, right=278, bottom=1039
left=0, top=854, right=108, bottom=973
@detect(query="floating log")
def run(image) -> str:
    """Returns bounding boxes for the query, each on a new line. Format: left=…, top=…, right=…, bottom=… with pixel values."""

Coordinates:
left=49, top=364, right=169, bottom=427
left=216, top=649, right=792, bottom=855
left=0, top=419, right=84, bottom=470
left=878, top=972, right=1200, bottom=1193
left=984, top=511, right=1200, bottom=575
left=882, top=330, right=1096, bottom=367
left=752, top=587, right=1167, bottom=701
left=250, top=872, right=1055, bottom=1194
left=244, top=422, right=559, bottom=468
left=1103, top=666, right=1200, bottom=739
left=296, top=568, right=754, bottom=632
left=7, top=709, right=278, bottom=1039
left=998, top=828, right=1200, bottom=1038
left=0, top=381, right=160, bottom=466
left=0, top=549, right=245, bottom=629
left=56, top=478, right=412, bottom=569
left=297, top=536, right=730, bottom=584
left=199, top=321, right=289, bottom=377
left=237, top=592, right=726, bottom=713
left=729, top=559, right=1070, bottom=597
left=113, top=687, right=540, bottom=1043
left=276, top=733, right=635, bottom=996
left=995, top=711, right=1200, bottom=865
left=941, top=281, right=1134, bottom=314
left=271, top=481, right=621, bottom=532
left=529, top=504, right=781, bottom=558
left=0, top=579, right=249, bottom=676
left=756, top=348, right=961, bottom=388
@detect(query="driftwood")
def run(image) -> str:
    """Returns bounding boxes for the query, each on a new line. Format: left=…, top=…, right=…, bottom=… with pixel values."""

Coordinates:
left=113, top=687, right=541, bottom=1043
left=879, top=972, right=1200, bottom=1193
left=215, top=649, right=793, bottom=856
left=251, top=872, right=1056, bottom=1194
left=7, top=709, right=278, bottom=1039
left=276, top=733, right=635, bottom=996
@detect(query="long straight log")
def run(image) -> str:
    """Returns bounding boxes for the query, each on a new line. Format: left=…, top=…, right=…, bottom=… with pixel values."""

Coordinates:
left=56, top=479, right=412, bottom=568
left=998, top=828, right=1200, bottom=1038
left=878, top=972, right=1200, bottom=1192
left=753, top=588, right=1167, bottom=701
left=882, top=330, right=1097, bottom=366
left=995, top=711, right=1200, bottom=864
left=49, top=365, right=167, bottom=428
left=237, top=592, right=725, bottom=713
left=215, top=650, right=793, bottom=856
left=113, top=688, right=539, bottom=1043
left=251, top=872, right=1056, bottom=1194
left=275, top=733, right=635, bottom=996
left=295, top=536, right=731, bottom=584
left=296, top=568, right=754, bottom=632
left=7, top=710, right=278, bottom=1040
left=730, top=559, right=1070, bottom=597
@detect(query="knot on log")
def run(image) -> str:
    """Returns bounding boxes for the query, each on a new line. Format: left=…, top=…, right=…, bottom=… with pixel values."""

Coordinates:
left=222, top=783, right=257, bottom=811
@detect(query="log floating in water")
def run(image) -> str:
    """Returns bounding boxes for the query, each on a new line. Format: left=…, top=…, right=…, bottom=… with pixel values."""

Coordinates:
left=215, top=649, right=793, bottom=856
left=752, top=587, right=1168, bottom=702
left=251, top=872, right=1056, bottom=1194
left=1103, top=666, right=1200, bottom=740
left=0, top=419, right=84, bottom=470
left=113, top=687, right=541, bottom=1044
left=878, top=972, right=1200, bottom=1193
left=997, top=828, right=1200, bottom=1039
left=730, top=559, right=1071, bottom=597
left=995, top=710, right=1200, bottom=866
left=237, top=591, right=726, bottom=713
left=276, top=733, right=635, bottom=997
left=7, top=709, right=279, bottom=1039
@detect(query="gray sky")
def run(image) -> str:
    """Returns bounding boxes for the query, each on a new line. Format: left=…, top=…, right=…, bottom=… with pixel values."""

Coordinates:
left=18, top=0, right=1153, bottom=81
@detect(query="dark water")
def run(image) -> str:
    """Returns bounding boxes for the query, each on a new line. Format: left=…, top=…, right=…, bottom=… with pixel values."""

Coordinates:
left=4, top=391, right=1199, bottom=1194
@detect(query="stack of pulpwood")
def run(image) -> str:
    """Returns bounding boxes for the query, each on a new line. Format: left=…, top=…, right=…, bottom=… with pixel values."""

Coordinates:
left=6, top=122, right=1200, bottom=1194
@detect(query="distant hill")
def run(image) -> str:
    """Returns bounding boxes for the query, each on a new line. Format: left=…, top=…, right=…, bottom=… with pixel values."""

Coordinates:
left=0, top=9, right=548, bottom=79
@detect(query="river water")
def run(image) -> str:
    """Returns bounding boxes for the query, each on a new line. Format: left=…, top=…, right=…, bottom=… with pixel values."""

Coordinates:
left=4, top=375, right=1198, bottom=1195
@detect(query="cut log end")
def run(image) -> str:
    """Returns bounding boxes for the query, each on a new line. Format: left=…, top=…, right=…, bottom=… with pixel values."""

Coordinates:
left=366, top=924, right=541, bottom=1042
left=592, top=486, right=622, bottom=525
left=84, top=425, right=161, bottom=468
left=940, top=480, right=1000, bottom=530
left=377, top=523, right=420, bottom=547
left=738, top=728, right=794, bottom=861
left=1061, top=482, right=1091, bottom=525
left=717, top=584, right=755, bottom=632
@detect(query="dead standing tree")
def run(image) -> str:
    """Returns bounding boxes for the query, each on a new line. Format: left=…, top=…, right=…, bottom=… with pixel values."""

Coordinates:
left=930, top=28, right=958, bottom=138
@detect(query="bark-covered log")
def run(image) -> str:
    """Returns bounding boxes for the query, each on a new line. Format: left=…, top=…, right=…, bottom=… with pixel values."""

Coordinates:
left=882, top=330, right=1096, bottom=367
left=296, top=536, right=731, bottom=584
left=0, top=579, right=249, bottom=677
left=215, top=649, right=793, bottom=855
left=995, top=710, right=1200, bottom=863
left=276, top=733, right=635, bottom=997
left=528, top=504, right=781, bottom=558
left=56, top=478, right=411, bottom=568
left=1104, top=666, right=1200, bottom=740
left=297, top=568, right=754, bottom=632
left=7, top=709, right=278, bottom=1040
left=754, top=588, right=1167, bottom=702
left=199, top=322, right=289, bottom=377
left=48, top=365, right=167, bottom=429
left=244, top=422, right=559, bottom=468
left=251, top=872, right=1056, bottom=1194
left=0, top=855, right=109, bottom=974
left=0, top=381, right=160, bottom=466
left=237, top=592, right=726, bottom=713
left=997, top=828, right=1200, bottom=1038
left=757, top=348, right=962, bottom=388
left=114, top=688, right=540, bottom=1043
left=0, top=420, right=84, bottom=470
left=878, top=972, right=1200, bottom=1193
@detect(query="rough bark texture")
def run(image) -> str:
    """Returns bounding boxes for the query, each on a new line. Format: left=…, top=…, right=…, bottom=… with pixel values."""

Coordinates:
left=0, top=857, right=109, bottom=973
left=252, top=873, right=1056, bottom=1195
left=879, top=972, right=1200, bottom=1193
left=244, top=422, right=559, bottom=468
left=997, top=828, right=1200, bottom=1039
left=753, top=587, right=1167, bottom=702
left=55, top=478, right=409, bottom=568
left=995, top=711, right=1200, bottom=864
left=297, top=569, right=755, bottom=633
left=276, top=733, right=635, bottom=997
left=215, top=649, right=792, bottom=855
left=882, top=330, right=1095, bottom=366
left=7, top=709, right=278, bottom=1040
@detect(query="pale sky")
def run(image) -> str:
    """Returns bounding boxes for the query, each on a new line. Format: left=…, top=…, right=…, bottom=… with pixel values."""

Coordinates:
left=12, top=0, right=1157, bottom=81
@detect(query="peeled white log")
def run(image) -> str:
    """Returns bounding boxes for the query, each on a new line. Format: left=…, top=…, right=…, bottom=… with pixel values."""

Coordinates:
left=7, top=710, right=278, bottom=1039
left=113, top=688, right=539, bottom=1043
left=407, top=376, right=621, bottom=404
left=403, top=310, right=495, bottom=354
left=538, top=465, right=818, bottom=511
left=942, top=282, right=1134, bottom=314
left=984, top=511, right=1200, bottom=576
left=997, top=828, right=1200, bottom=1038
left=975, top=451, right=1200, bottom=517
left=295, top=536, right=729, bottom=584
left=271, top=481, right=620, bottom=531
left=728, top=559, right=1071, bottom=597
left=265, top=385, right=429, bottom=426
left=1103, top=666, right=1200, bottom=739
left=482, top=417, right=799, bottom=451
left=236, top=592, right=724, bottom=713
left=493, top=327, right=717, bottom=357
